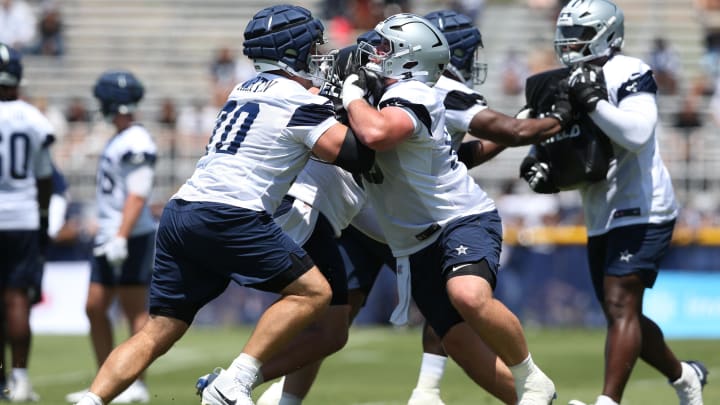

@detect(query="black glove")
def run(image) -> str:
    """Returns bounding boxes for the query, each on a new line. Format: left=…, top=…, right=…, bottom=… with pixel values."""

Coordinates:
left=568, top=65, right=607, bottom=113
left=358, top=67, right=384, bottom=105
left=548, top=79, right=573, bottom=128
left=520, top=156, right=559, bottom=194
left=333, top=45, right=361, bottom=83
left=443, top=90, right=487, bottom=111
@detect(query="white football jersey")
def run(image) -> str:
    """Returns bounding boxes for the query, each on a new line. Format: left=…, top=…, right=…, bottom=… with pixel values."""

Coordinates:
left=95, top=124, right=157, bottom=244
left=433, top=75, right=488, bottom=152
left=581, top=55, right=678, bottom=235
left=173, top=73, right=339, bottom=214
left=361, top=80, right=496, bottom=257
left=0, top=100, right=54, bottom=230
left=284, top=158, right=366, bottom=239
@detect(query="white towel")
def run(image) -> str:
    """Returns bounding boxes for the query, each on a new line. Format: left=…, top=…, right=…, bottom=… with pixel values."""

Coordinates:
left=389, top=256, right=412, bottom=326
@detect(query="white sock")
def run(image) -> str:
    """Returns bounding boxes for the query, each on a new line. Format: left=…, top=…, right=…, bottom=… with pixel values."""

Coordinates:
left=75, top=392, right=103, bottom=405
left=278, top=392, right=302, bottom=405
left=595, top=394, right=619, bottom=405
left=671, top=362, right=694, bottom=387
left=11, top=368, right=28, bottom=381
left=414, top=353, right=447, bottom=390
left=230, top=353, right=262, bottom=386
left=508, top=354, right=534, bottom=382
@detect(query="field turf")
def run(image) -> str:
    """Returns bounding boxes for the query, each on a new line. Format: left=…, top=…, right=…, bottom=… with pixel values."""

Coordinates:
left=28, top=326, right=719, bottom=404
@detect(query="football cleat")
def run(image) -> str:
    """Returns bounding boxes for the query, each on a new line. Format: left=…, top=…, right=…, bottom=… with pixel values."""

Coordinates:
left=65, top=389, right=89, bottom=403
left=517, top=368, right=557, bottom=405
left=112, top=380, right=149, bottom=403
left=407, top=387, right=446, bottom=405
left=197, top=367, right=254, bottom=405
left=7, top=375, right=40, bottom=402
left=673, top=360, right=708, bottom=405
left=256, top=377, right=285, bottom=405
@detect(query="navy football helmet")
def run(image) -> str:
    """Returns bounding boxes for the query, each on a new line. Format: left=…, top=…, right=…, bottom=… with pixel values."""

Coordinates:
left=243, top=4, right=331, bottom=85
left=424, top=10, right=486, bottom=86
left=93, top=70, right=144, bottom=117
left=0, top=42, right=23, bottom=87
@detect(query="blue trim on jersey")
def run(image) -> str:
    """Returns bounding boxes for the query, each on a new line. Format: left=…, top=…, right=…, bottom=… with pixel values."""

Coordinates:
left=617, top=70, right=657, bottom=103
left=51, top=165, right=68, bottom=194
left=287, top=102, right=335, bottom=127
left=121, top=151, right=157, bottom=166
left=42, top=134, right=55, bottom=148
left=379, top=97, right=432, bottom=134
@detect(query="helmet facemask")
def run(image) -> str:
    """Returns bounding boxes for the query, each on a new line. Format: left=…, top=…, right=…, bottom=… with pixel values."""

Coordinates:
left=305, top=40, right=336, bottom=88
left=356, top=14, right=450, bottom=86
left=446, top=44, right=487, bottom=87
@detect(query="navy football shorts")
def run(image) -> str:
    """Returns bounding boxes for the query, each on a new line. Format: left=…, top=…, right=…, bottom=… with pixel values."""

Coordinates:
left=149, top=199, right=314, bottom=324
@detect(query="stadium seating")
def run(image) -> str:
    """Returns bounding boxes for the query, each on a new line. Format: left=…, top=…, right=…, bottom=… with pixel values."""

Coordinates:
left=19, top=0, right=719, bottom=207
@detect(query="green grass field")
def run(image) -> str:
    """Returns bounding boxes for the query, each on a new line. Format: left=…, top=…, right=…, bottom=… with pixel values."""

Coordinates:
left=29, top=326, right=718, bottom=404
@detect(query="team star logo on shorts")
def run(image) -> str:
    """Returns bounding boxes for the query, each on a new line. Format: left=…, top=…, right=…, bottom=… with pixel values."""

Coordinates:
left=619, top=250, right=633, bottom=262
left=454, top=245, right=468, bottom=255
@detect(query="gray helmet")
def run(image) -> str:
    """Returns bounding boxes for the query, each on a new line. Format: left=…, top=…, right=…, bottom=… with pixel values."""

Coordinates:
left=554, top=0, right=624, bottom=66
left=360, top=13, right=450, bottom=86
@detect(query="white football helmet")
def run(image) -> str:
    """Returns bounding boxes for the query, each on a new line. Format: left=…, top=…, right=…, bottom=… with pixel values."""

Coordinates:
left=359, top=13, right=450, bottom=86
left=554, top=0, right=624, bottom=66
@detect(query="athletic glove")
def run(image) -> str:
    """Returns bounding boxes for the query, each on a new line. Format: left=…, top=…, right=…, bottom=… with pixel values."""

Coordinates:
left=568, top=65, right=607, bottom=113
left=548, top=80, right=573, bottom=128
left=94, top=236, right=128, bottom=269
left=342, top=68, right=384, bottom=109
left=334, top=45, right=360, bottom=83
left=519, top=156, right=559, bottom=194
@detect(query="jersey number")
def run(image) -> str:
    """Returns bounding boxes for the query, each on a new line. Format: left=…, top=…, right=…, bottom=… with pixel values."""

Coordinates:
left=211, top=101, right=260, bottom=155
left=0, top=131, right=31, bottom=180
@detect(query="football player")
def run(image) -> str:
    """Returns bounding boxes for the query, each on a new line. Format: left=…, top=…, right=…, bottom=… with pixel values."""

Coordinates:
left=66, top=69, right=156, bottom=404
left=341, top=12, right=557, bottom=405
left=257, top=11, right=571, bottom=405
left=0, top=42, right=54, bottom=402
left=73, top=5, right=373, bottom=405
left=544, top=1, right=708, bottom=405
